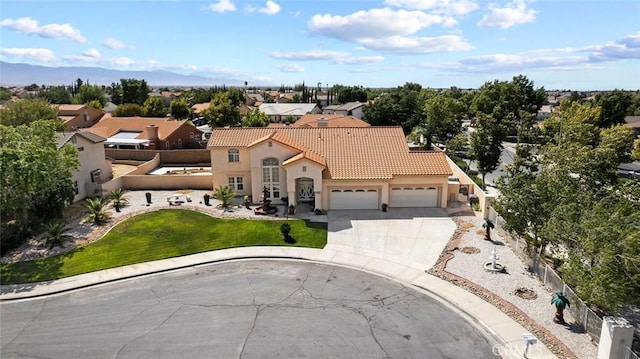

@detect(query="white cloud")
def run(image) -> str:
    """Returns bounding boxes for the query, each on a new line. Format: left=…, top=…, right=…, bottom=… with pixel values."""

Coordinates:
left=360, top=35, right=473, bottom=54
left=83, top=48, right=101, bottom=58
left=271, top=50, right=350, bottom=61
left=276, top=64, right=305, bottom=72
left=0, top=47, right=56, bottom=62
left=270, top=50, right=385, bottom=65
left=419, top=32, right=640, bottom=74
left=384, top=0, right=479, bottom=15
left=477, top=0, right=537, bottom=29
left=0, top=17, right=86, bottom=42
left=259, top=1, right=281, bottom=15
left=103, top=38, right=131, bottom=49
left=209, top=0, right=236, bottom=13
left=308, top=8, right=454, bottom=42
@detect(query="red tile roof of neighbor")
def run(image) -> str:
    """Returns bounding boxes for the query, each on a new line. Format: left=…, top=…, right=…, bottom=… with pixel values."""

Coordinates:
left=208, top=126, right=451, bottom=180
left=83, top=116, right=201, bottom=140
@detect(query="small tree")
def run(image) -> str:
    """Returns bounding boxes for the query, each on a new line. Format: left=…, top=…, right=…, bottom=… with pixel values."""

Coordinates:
left=551, top=291, right=571, bottom=324
left=110, top=188, right=129, bottom=212
left=213, top=185, right=236, bottom=208
left=482, top=218, right=494, bottom=240
left=83, top=197, right=111, bottom=225
left=42, top=221, right=73, bottom=249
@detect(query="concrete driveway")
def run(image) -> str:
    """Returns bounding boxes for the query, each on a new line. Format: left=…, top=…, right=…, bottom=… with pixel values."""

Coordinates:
left=327, top=208, right=456, bottom=270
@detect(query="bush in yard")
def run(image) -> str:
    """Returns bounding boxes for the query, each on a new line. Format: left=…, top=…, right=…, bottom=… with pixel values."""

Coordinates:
left=280, top=223, right=295, bottom=243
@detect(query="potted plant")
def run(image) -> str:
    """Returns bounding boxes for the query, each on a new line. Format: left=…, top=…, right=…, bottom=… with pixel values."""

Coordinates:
left=288, top=204, right=296, bottom=215
left=381, top=203, right=388, bottom=212
left=551, top=291, right=571, bottom=324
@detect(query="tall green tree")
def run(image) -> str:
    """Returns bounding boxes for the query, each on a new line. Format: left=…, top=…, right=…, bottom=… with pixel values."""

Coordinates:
left=242, top=108, right=270, bottom=127
left=336, top=85, right=368, bottom=104
left=72, top=84, right=107, bottom=107
left=201, top=92, right=241, bottom=127
left=170, top=98, right=191, bottom=119
left=594, top=89, right=633, bottom=127
left=143, top=97, right=167, bottom=117
left=0, top=98, right=60, bottom=127
left=226, top=87, right=244, bottom=107
left=113, top=103, right=145, bottom=117
left=469, top=116, right=503, bottom=189
left=38, top=86, right=72, bottom=104
left=363, top=82, right=424, bottom=133
left=424, top=93, right=466, bottom=144
left=120, top=78, right=150, bottom=105
left=0, top=120, right=78, bottom=251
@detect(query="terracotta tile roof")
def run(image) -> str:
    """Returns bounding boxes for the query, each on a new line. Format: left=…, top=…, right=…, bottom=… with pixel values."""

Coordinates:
left=192, top=103, right=209, bottom=114
left=293, top=114, right=370, bottom=128
left=209, top=127, right=451, bottom=179
left=56, top=104, right=85, bottom=112
left=84, top=116, right=201, bottom=140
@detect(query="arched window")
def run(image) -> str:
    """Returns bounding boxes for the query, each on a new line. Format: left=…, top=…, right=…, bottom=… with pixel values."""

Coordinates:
left=228, top=149, right=240, bottom=162
left=262, top=157, right=280, bottom=199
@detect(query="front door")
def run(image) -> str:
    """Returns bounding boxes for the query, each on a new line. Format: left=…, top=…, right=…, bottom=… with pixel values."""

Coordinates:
left=297, top=178, right=314, bottom=202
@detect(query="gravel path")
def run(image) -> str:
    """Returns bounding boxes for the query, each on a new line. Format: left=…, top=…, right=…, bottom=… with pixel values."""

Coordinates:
left=445, top=216, right=598, bottom=359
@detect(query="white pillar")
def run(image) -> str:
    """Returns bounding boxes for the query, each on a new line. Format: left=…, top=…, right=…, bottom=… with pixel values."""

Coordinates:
left=314, top=192, right=321, bottom=210
left=598, top=316, right=635, bottom=359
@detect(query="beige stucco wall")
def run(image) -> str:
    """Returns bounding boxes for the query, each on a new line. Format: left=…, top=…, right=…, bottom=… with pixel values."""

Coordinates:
left=446, top=156, right=494, bottom=218
left=121, top=174, right=213, bottom=190
left=72, top=135, right=112, bottom=201
left=211, top=147, right=252, bottom=196
left=248, top=141, right=299, bottom=203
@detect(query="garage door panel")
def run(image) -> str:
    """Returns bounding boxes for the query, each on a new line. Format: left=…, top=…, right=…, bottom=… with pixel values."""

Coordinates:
left=390, top=187, right=438, bottom=207
left=330, top=189, right=379, bottom=210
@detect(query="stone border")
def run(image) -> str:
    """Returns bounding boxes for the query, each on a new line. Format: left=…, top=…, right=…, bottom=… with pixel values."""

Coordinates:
left=428, top=216, right=578, bottom=359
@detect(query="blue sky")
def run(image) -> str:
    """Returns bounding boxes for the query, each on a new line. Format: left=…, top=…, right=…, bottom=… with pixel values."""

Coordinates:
left=1, top=0, right=639, bottom=90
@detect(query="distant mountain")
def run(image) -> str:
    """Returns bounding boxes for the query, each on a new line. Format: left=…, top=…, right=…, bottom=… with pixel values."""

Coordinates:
left=0, top=62, right=240, bottom=87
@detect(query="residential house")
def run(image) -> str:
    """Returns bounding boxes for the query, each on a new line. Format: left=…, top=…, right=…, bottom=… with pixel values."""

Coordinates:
left=258, top=103, right=321, bottom=123
left=536, top=104, right=553, bottom=120
left=208, top=126, right=452, bottom=211
left=56, top=104, right=105, bottom=131
left=624, top=116, right=640, bottom=137
left=191, top=102, right=209, bottom=116
left=56, top=131, right=111, bottom=202
left=322, top=101, right=366, bottom=119
left=84, top=115, right=203, bottom=150
left=285, top=114, right=370, bottom=128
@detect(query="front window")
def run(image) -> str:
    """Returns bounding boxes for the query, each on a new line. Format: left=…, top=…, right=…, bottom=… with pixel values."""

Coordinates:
left=228, top=177, right=244, bottom=191
left=73, top=180, right=79, bottom=195
left=262, top=157, right=280, bottom=199
left=228, top=149, right=240, bottom=162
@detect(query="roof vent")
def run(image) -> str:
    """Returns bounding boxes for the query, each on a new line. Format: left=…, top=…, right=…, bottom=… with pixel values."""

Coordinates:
left=317, top=117, right=328, bottom=127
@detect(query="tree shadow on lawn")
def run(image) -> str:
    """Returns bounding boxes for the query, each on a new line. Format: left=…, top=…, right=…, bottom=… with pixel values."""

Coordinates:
left=0, top=249, right=81, bottom=290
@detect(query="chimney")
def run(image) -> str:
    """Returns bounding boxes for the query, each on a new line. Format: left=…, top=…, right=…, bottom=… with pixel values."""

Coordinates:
left=146, top=124, right=159, bottom=141
left=317, top=117, right=328, bottom=127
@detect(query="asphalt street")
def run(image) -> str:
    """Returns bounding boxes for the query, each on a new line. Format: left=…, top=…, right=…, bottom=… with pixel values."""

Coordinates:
left=1, top=260, right=498, bottom=359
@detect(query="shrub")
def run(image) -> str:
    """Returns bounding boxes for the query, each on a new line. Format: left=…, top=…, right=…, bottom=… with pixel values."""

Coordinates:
left=0, top=221, right=29, bottom=255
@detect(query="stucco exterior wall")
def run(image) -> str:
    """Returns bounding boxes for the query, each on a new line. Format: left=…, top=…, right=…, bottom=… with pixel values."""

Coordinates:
left=105, top=149, right=210, bottom=164
left=121, top=174, right=213, bottom=190
left=248, top=141, right=299, bottom=203
left=211, top=147, right=252, bottom=196
left=71, top=135, right=112, bottom=201
left=446, top=156, right=494, bottom=218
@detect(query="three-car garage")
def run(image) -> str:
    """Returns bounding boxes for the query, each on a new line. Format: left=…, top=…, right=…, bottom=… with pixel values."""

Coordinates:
left=328, top=186, right=440, bottom=210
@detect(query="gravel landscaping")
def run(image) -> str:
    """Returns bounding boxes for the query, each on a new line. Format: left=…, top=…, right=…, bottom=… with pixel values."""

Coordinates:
left=443, top=216, right=598, bottom=359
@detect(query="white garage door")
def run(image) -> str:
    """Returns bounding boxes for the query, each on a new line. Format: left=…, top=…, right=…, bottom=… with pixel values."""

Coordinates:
left=329, top=189, right=379, bottom=210
left=389, top=187, right=438, bottom=207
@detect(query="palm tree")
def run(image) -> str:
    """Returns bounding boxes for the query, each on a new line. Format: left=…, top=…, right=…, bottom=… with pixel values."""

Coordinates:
left=482, top=218, right=495, bottom=240
left=109, top=188, right=129, bottom=212
left=213, top=185, right=236, bottom=208
left=83, top=197, right=111, bottom=225
left=42, top=221, right=73, bottom=249
left=551, top=291, right=571, bottom=324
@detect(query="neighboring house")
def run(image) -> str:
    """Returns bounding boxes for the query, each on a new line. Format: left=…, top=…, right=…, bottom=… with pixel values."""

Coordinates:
left=258, top=103, right=321, bottom=123
left=322, top=101, right=366, bottom=119
left=624, top=116, right=640, bottom=137
left=84, top=116, right=203, bottom=150
left=56, top=104, right=105, bottom=131
left=191, top=102, right=209, bottom=116
left=288, top=114, right=370, bottom=128
left=208, top=126, right=452, bottom=211
left=537, top=104, right=553, bottom=120
left=245, top=93, right=264, bottom=106
left=56, top=131, right=111, bottom=202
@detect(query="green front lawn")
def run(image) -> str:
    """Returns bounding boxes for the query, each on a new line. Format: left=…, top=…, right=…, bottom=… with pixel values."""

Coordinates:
left=0, top=209, right=327, bottom=285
